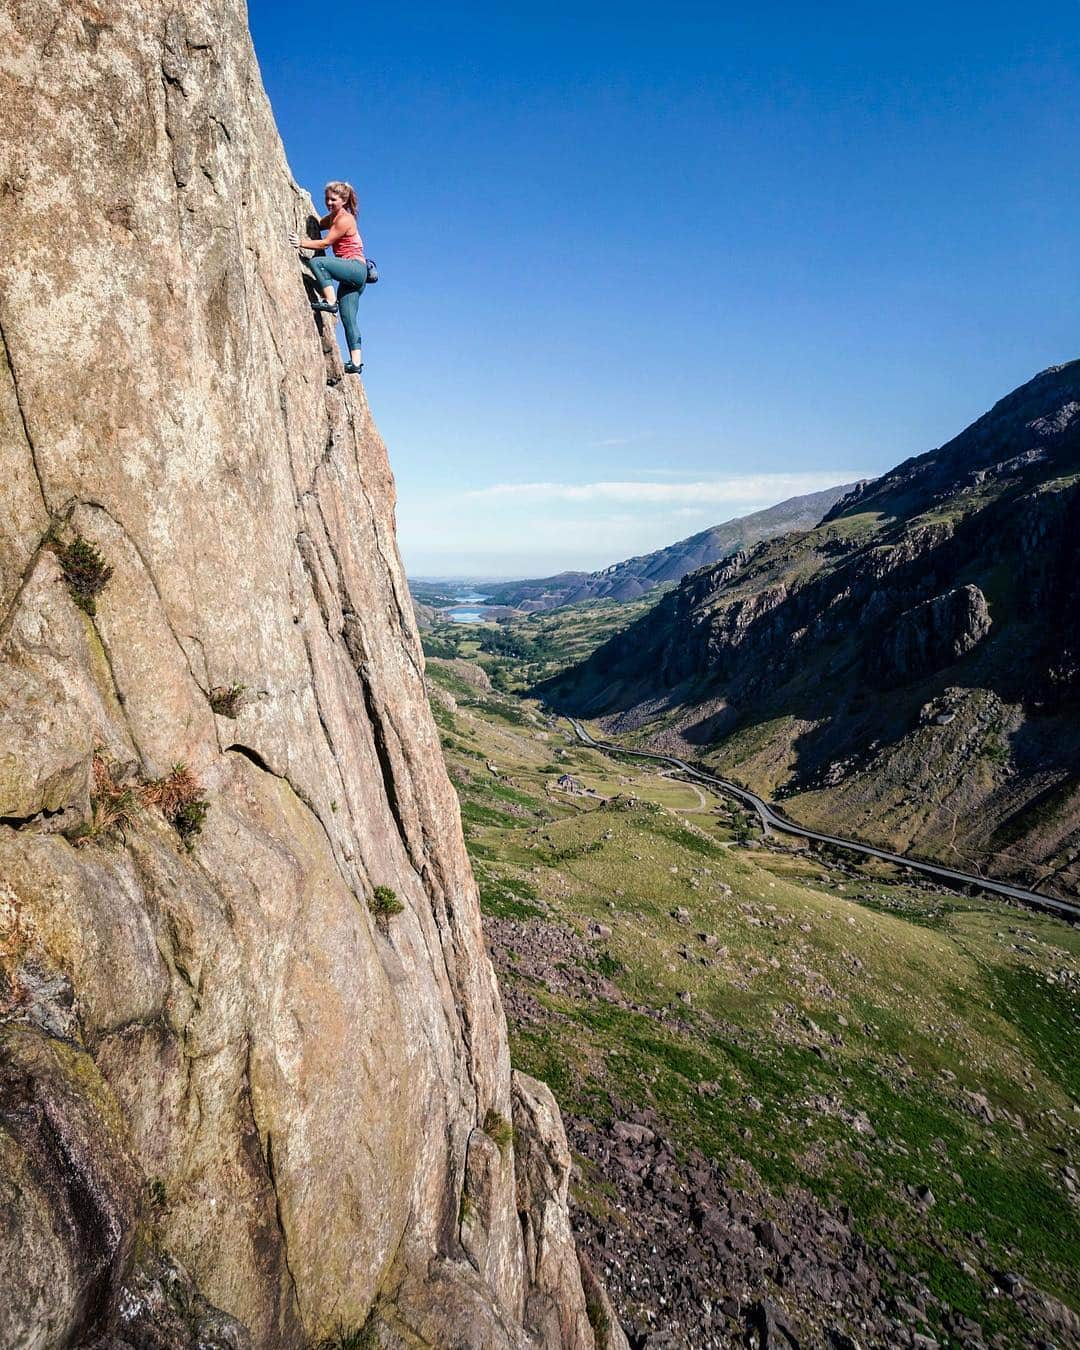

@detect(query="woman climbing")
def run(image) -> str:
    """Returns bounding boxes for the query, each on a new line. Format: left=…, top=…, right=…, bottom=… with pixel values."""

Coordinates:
left=289, top=181, right=367, bottom=375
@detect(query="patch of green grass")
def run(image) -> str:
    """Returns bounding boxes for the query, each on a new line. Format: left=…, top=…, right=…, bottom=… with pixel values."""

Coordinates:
left=461, top=799, right=523, bottom=829
left=983, top=961, right=1079, bottom=1099
left=425, top=663, right=480, bottom=701
left=429, top=700, right=456, bottom=732
left=483, top=1108, right=514, bottom=1152
left=585, top=1292, right=611, bottom=1340
left=595, top=950, right=622, bottom=978
left=478, top=875, right=546, bottom=920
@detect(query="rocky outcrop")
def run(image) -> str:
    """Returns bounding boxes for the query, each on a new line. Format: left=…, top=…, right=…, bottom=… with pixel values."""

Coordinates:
left=0, top=2, right=606, bottom=1345
left=870, top=584, right=992, bottom=685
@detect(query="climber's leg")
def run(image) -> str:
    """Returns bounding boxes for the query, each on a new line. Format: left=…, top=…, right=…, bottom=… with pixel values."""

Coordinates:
left=337, top=281, right=363, bottom=367
left=301, top=253, right=337, bottom=307
left=301, top=256, right=366, bottom=371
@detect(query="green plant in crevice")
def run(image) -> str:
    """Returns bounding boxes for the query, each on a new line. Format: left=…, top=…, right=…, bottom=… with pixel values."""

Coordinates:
left=68, top=752, right=211, bottom=853
left=145, top=763, right=209, bottom=851
left=483, top=1108, right=514, bottom=1154
left=56, top=532, right=113, bottom=616
left=585, top=1292, right=612, bottom=1341
left=172, top=797, right=209, bottom=849
left=208, top=683, right=247, bottom=718
left=368, top=885, right=404, bottom=924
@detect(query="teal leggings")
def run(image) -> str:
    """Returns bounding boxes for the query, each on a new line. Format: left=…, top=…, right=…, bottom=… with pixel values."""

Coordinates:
left=302, top=253, right=366, bottom=352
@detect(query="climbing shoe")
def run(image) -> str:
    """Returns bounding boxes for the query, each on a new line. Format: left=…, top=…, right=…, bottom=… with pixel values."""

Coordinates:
left=311, top=300, right=338, bottom=313
left=343, top=361, right=363, bottom=375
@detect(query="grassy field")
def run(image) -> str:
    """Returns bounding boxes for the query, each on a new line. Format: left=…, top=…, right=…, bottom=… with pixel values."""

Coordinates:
left=426, top=657, right=1080, bottom=1346
left=421, top=596, right=655, bottom=689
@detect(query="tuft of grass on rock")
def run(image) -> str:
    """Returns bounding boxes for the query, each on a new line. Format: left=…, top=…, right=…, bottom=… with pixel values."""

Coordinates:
left=483, top=1108, right=514, bottom=1153
left=145, top=763, right=209, bottom=850
left=71, top=754, right=138, bottom=847
left=208, top=683, right=247, bottom=718
left=69, top=753, right=211, bottom=853
left=56, top=532, right=113, bottom=616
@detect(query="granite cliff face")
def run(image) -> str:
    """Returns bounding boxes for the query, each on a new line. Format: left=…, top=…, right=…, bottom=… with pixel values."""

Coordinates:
left=0, top=3, right=620, bottom=1347
left=541, top=363, right=1080, bottom=897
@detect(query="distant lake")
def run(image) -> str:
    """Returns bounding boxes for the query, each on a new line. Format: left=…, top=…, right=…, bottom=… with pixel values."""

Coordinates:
left=445, top=590, right=494, bottom=623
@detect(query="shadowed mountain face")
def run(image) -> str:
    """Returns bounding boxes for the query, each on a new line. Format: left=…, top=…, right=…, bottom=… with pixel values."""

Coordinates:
left=540, top=362, right=1080, bottom=898
left=482, top=486, right=856, bottom=610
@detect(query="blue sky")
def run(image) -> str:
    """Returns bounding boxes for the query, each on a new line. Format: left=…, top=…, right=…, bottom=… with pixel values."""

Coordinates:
left=249, top=1, right=1079, bottom=578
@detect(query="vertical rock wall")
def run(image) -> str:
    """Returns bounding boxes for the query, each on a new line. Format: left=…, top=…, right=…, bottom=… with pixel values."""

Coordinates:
left=0, top=2, right=608, bottom=1345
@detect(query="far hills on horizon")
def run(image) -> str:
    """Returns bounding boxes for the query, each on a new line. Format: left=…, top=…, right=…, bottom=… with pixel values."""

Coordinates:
left=412, top=482, right=857, bottom=615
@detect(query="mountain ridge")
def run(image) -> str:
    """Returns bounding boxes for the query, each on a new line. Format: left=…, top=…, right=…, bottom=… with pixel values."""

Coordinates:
left=480, top=484, right=856, bottom=611
left=539, top=361, right=1080, bottom=898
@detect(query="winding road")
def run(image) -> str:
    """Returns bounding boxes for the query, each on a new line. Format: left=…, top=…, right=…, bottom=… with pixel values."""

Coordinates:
left=566, top=718, right=1080, bottom=922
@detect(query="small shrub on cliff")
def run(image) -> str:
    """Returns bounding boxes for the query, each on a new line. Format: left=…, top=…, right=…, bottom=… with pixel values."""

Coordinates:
left=145, top=763, right=209, bottom=850
left=68, top=753, right=212, bottom=852
left=483, top=1108, right=514, bottom=1154
left=72, top=754, right=138, bottom=847
left=55, top=533, right=113, bottom=616
left=368, top=885, right=404, bottom=924
left=208, top=683, right=247, bottom=718
left=312, top=1318, right=378, bottom=1350
left=585, top=1293, right=612, bottom=1341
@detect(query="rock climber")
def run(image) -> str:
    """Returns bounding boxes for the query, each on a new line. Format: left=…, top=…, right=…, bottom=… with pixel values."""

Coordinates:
left=289, top=181, right=367, bottom=375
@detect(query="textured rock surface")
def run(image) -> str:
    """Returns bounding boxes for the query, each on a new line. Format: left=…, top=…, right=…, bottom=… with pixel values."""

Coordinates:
left=871, top=583, right=992, bottom=685
left=0, top=1, right=604, bottom=1345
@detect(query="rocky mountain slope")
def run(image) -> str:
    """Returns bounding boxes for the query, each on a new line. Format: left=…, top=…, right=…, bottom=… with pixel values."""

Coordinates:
left=540, top=363, right=1080, bottom=899
left=0, top=4, right=619, bottom=1347
left=482, top=485, right=855, bottom=611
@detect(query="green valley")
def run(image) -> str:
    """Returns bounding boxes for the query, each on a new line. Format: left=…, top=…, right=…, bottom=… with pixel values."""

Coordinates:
left=424, top=650, right=1080, bottom=1348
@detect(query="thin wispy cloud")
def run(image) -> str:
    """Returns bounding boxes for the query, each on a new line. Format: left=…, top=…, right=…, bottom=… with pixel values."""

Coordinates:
left=588, top=431, right=656, bottom=449
left=459, top=472, right=861, bottom=507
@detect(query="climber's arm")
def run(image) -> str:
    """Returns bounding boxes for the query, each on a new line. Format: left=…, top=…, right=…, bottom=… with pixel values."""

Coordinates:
left=290, top=217, right=348, bottom=251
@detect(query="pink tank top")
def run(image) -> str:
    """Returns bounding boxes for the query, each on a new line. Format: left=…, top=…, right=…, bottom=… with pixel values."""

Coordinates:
left=331, top=211, right=364, bottom=260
